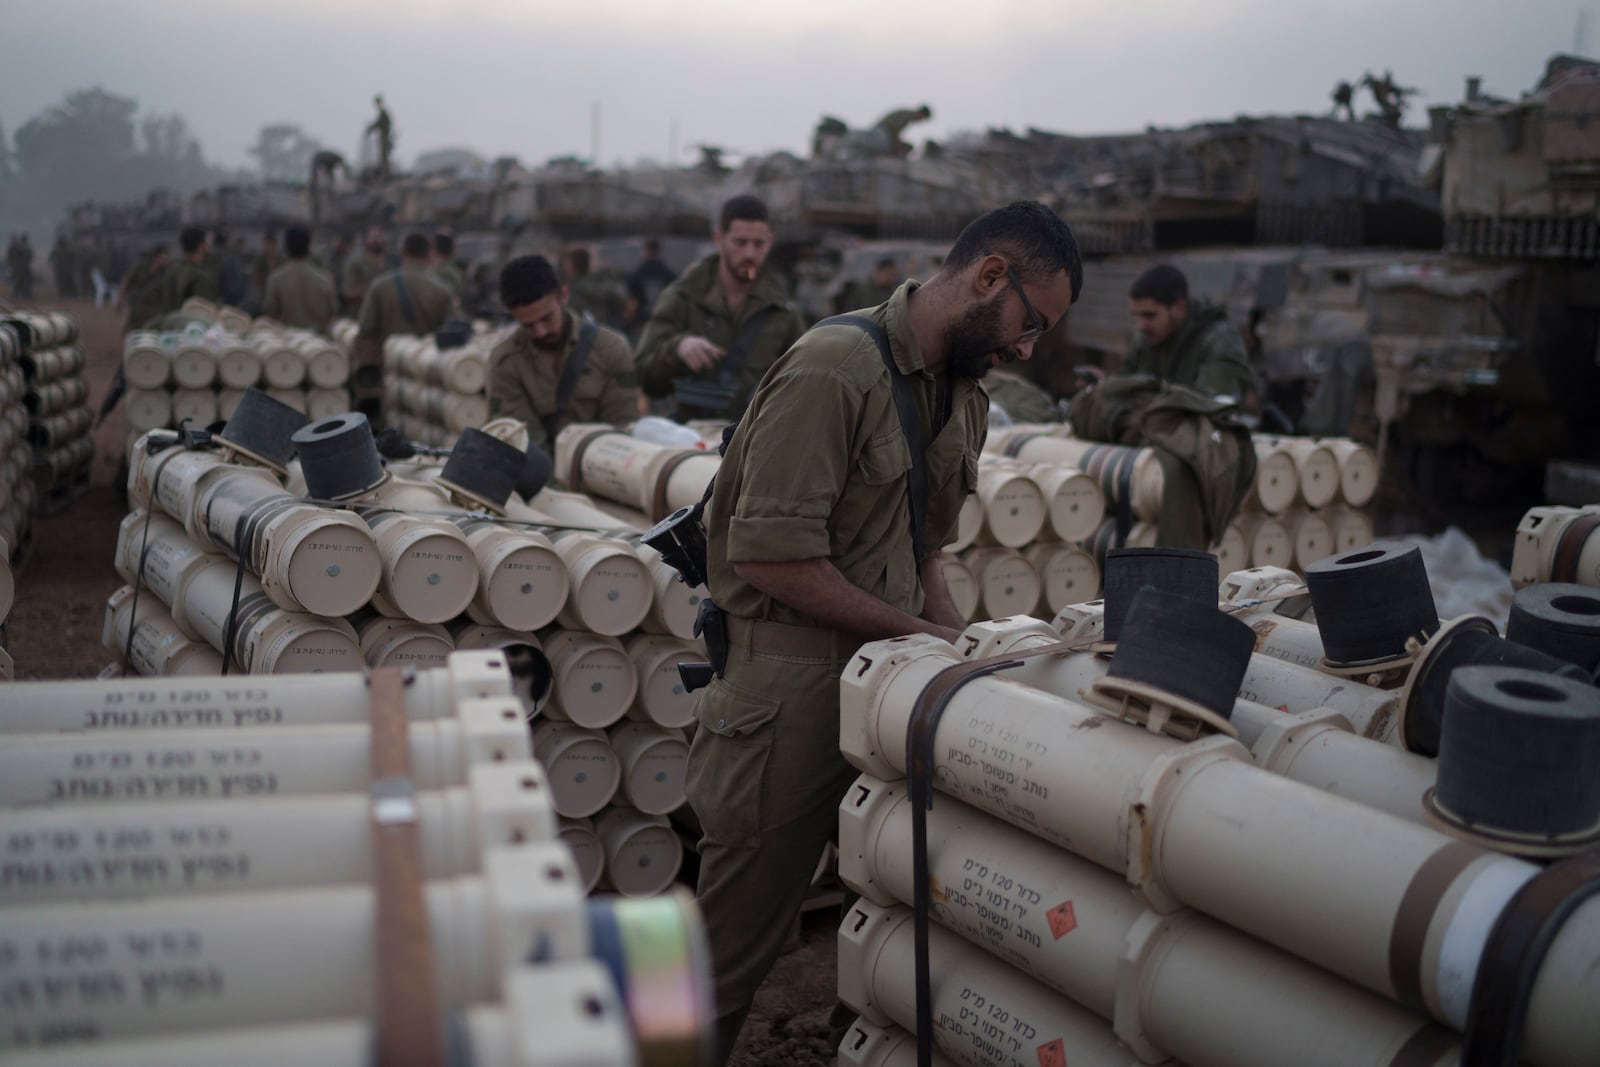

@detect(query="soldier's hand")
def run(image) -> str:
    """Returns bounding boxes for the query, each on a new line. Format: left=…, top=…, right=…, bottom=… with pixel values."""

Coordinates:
left=676, top=335, right=726, bottom=372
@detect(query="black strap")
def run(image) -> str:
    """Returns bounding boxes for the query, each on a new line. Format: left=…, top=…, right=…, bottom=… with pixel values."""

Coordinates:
left=542, top=316, right=598, bottom=444
left=716, top=306, right=776, bottom=384
left=1461, top=846, right=1600, bottom=1067
left=393, top=273, right=417, bottom=327
left=816, top=314, right=930, bottom=562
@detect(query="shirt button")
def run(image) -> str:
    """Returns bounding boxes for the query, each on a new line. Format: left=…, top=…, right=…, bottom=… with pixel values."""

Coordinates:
left=716, top=719, right=726, bottom=729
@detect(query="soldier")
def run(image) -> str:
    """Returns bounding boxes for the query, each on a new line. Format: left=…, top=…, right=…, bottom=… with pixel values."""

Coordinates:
left=162, top=226, right=218, bottom=312
left=342, top=228, right=388, bottom=315
left=6, top=236, right=35, bottom=300
left=120, top=244, right=172, bottom=333
left=250, top=232, right=280, bottom=311
left=688, top=201, right=1082, bottom=1064
left=1122, top=264, right=1257, bottom=408
left=367, top=95, right=395, bottom=178
left=625, top=238, right=677, bottom=334
left=1331, top=80, right=1357, bottom=121
left=49, top=235, right=76, bottom=299
left=562, top=247, right=628, bottom=331
left=350, top=231, right=457, bottom=423
left=874, top=103, right=933, bottom=157
left=208, top=229, right=248, bottom=307
left=431, top=229, right=466, bottom=300
left=486, top=255, right=639, bottom=452
left=263, top=226, right=338, bottom=334
left=836, top=256, right=901, bottom=314
left=634, top=195, right=806, bottom=420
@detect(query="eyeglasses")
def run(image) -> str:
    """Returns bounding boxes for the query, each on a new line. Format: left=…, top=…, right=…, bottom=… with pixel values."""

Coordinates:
left=984, top=250, right=1046, bottom=343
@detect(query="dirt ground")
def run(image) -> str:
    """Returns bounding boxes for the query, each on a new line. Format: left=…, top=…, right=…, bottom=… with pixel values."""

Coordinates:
left=1, top=293, right=843, bottom=1064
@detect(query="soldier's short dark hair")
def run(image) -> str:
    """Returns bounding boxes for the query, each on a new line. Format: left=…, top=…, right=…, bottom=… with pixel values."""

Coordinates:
left=945, top=201, right=1084, bottom=302
left=567, top=247, right=591, bottom=275
left=434, top=231, right=455, bottom=257
left=500, top=255, right=562, bottom=309
left=718, top=195, right=769, bottom=232
left=1130, top=265, right=1188, bottom=306
left=180, top=226, right=207, bottom=254
left=402, top=232, right=431, bottom=259
left=284, top=226, right=312, bottom=259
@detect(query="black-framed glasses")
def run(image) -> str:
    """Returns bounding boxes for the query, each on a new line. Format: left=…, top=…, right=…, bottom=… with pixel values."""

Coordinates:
left=984, top=249, right=1046, bottom=343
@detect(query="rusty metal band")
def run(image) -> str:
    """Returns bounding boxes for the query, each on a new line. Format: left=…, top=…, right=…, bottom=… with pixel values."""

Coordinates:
left=1461, top=846, right=1600, bottom=1067
left=651, top=449, right=709, bottom=524
left=1387, top=841, right=1482, bottom=1012
left=564, top=427, right=628, bottom=496
left=368, top=666, right=445, bottom=1067
left=904, top=638, right=1096, bottom=1067
left=999, top=432, right=1047, bottom=459
left=1550, top=513, right=1600, bottom=583
left=1387, top=1022, right=1460, bottom=1067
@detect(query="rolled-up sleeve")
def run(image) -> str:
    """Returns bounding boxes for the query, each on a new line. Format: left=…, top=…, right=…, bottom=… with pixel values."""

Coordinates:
left=723, top=365, right=860, bottom=563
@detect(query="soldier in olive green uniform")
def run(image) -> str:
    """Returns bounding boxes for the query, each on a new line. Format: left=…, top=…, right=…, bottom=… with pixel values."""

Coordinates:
left=342, top=228, right=389, bottom=315
left=161, top=226, right=218, bottom=314
left=984, top=367, right=1064, bottom=424
left=1123, top=264, right=1257, bottom=408
left=432, top=230, right=466, bottom=300
left=487, top=255, right=640, bottom=451
left=634, top=196, right=805, bottom=421
left=688, top=202, right=1082, bottom=1064
left=120, top=245, right=171, bottom=334
left=351, top=232, right=458, bottom=422
left=264, top=225, right=338, bottom=334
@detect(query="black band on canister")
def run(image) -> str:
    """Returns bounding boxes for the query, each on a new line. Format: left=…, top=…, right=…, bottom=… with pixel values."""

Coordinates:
left=1105, top=587, right=1255, bottom=718
left=1102, top=547, right=1218, bottom=642
left=291, top=412, right=386, bottom=501
left=1434, top=666, right=1600, bottom=841
left=1506, top=583, right=1600, bottom=676
left=1304, top=541, right=1439, bottom=664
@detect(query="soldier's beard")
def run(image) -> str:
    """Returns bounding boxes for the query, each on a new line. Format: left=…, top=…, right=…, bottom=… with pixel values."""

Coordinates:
left=945, top=295, right=1011, bottom=380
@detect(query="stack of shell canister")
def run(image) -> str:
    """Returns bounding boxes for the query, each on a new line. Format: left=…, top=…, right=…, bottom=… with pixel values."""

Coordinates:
left=0, top=650, right=716, bottom=1067
left=122, top=320, right=349, bottom=450
left=985, top=424, right=1379, bottom=582
left=0, top=315, right=36, bottom=561
left=362, top=322, right=498, bottom=448
left=3, top=309, right=92, bottom=515
left=105, top=399, right=705, bottom=900
left=835, top=539, right=1600, bottom=1067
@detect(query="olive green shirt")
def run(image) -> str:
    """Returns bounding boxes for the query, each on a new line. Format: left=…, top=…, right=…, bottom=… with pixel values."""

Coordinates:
left=487, top=310, right=640, bottom=449
left=633, top=254, right=807, bottom=419
left=264, top=259, right=338, bottom=333
left=351, top=266, right=458, bottom=368
left=126, top=262, right=170, bottom=334
left=1123, top=301, right=1257, bottom=404
left=342, top=253, right=385, bottom=308
left=707, top=281, right=987, bottom=626
left=433, top=261, right=467, bottom=300
left=162, top=259, right=218, bottom=314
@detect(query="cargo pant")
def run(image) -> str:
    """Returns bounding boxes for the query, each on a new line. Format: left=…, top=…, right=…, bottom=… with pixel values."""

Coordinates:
left=684, top=624, right=861, bottom=1065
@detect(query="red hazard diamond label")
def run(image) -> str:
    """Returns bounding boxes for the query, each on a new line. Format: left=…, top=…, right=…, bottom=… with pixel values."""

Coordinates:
left=1037, top=1037, right=1067, bottom=1067
left=1046, top=900, right=1077, bottom=939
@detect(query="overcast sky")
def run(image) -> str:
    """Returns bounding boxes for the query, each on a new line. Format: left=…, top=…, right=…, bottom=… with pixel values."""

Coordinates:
left=3, top=0, right=1593, bottom=172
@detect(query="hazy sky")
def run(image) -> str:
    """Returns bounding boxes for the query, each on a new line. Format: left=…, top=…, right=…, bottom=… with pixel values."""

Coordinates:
left=2, top=0, right=1593, bottom=172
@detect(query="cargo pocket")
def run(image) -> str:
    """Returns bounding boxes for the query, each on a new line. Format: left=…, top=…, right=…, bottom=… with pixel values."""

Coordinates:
left=685, top=676, right=780, bottom=849
left=859, top=429, right=912, bottom=485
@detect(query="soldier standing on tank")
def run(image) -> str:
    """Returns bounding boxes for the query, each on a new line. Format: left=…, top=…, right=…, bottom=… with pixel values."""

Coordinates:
left=634, top=195, right=806, bottom=420
left=350, top=231, right=457, bottom=424
left=367, top=95, right=395, bottom=178
left=687, top=201, right=1082, bottom=1064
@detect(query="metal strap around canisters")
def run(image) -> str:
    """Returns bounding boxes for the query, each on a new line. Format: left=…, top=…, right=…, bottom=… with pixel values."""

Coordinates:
left=1461, top=845, right=1600, bottom=1067
left=905, top=637, right=1098, bottom=1067
left=367, top=666, right=446, bottom=1067
left=1551, top=513, right=1600, bottom=583
left=565, top=426, right=629, bottom=496
left=651, top=449, right=712, bottom=524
